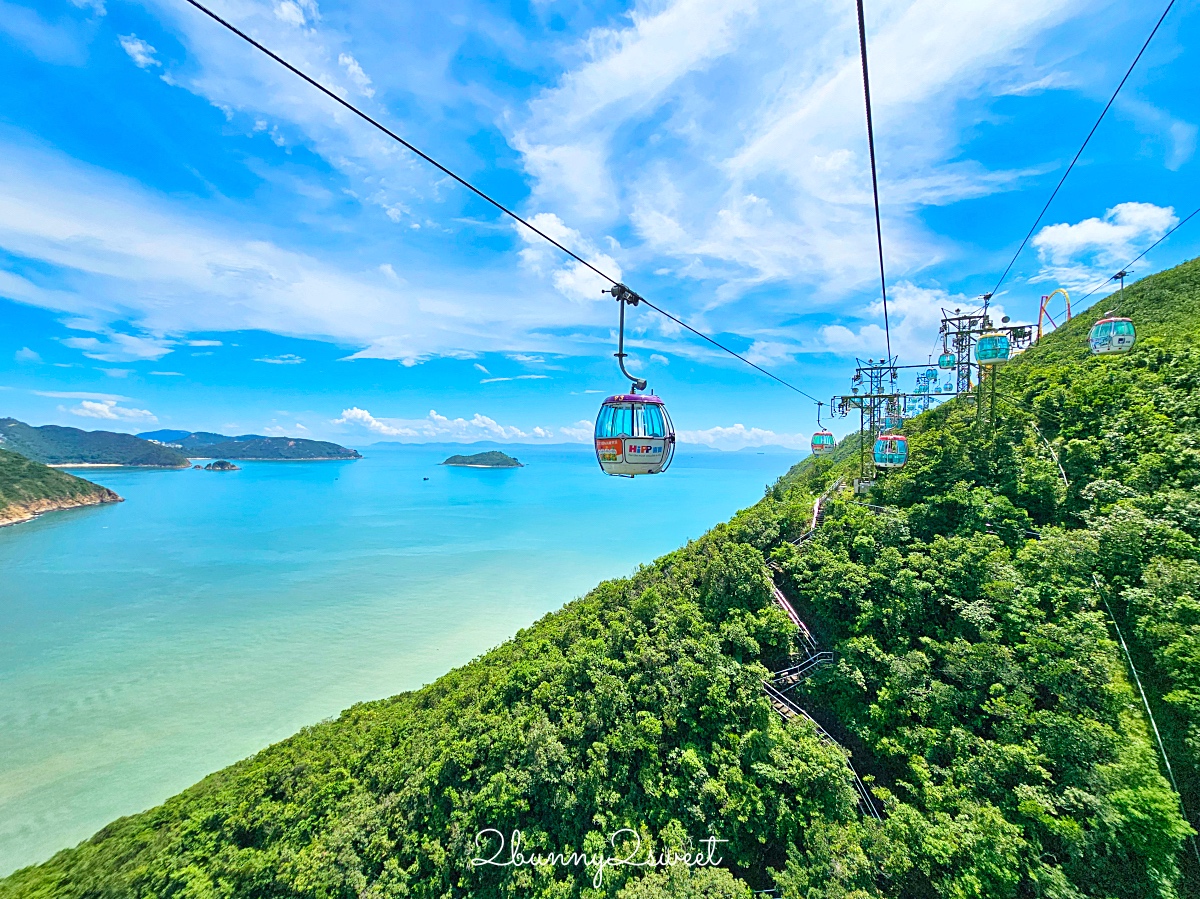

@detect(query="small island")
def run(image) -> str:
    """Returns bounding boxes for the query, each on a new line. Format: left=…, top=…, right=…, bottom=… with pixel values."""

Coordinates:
left=441, top=451, right=523, bottom=469
left=203, top=460, right=240, bottom=471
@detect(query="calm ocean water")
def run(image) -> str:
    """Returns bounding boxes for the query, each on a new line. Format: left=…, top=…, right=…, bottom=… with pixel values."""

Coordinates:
left=0, top=443, right=796, bottom=875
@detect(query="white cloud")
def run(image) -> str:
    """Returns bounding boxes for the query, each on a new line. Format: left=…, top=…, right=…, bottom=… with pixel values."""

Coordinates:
left=515, top=212, right=621, bottom=302
left=817, top=282, right=1003, bottom=362
left=187, top=339, right=222, bottom=347
left=274, top=1, right=308, bottom=27
left=999, top=71, right=1075, bottom=96
left=338, top=53, right=375, bottom=98
left=118, top=34, right=160, bottom=69
left=1032, top=202, right=1178, bottom=288
left=68, top=0, right=106, bottom=14
left=512, top=0, right=1082, bottom=296
left=99, top=367, right=133, bottom=378
left=69, top=399, right=157, bottom=422
left=480, top=374, right=550, bottom=383
left=514, top=0, right=756, bottom=218
left=559, top=420, right=594, bottom=442
left=0, top=145, right=620, bottom=366
left=334, top=407, right=407, bottom=435
left=61, top=332, right=173, bottom=362
left=15, top=347, right=41, bottom=363
left=679, top=423, right=807, bottom=450
left=508, top=354, right=545, bottom=363
left=34, top=390, right=127, bottom=401
left=0, top=0, right=1152, bottom=379
left=255, top=353, right=306, bottom=364
left=649, top=353, right=669, bottom=365
left=334, top=406, right=559, bottom=442
left=150, top=371, right=183, bottom=376
left=474, top=362, right=491, bottom=375
left=1117, top=97, right=1197, bottom=172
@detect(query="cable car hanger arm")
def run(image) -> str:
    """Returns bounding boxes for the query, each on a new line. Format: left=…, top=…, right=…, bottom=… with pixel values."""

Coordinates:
left=607, top=285, right=646, bottom=392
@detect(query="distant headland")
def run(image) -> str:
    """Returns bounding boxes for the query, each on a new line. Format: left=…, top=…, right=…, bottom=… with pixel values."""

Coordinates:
left=441, top=451, right=523, bottom=468
left=139, top=429, right=361, bottom=461
left=0, top=418, right=360, bottom=467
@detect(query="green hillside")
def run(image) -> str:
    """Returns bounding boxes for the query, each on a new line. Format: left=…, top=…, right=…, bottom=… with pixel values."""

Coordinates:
left=0, top=419, right=190, bottom=467
left=0, top=447, right=121, bottom=524
left=4, top=259, right=1200, bottom=898
left=196, top=437, right=361, bottom=460
left=138, top=430, right=362, bottom=460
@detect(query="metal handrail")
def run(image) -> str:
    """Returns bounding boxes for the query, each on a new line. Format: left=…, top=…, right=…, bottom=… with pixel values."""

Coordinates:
left=762, top=680, right=879, bottom=820
left=771, top=652, right=834, bottom=684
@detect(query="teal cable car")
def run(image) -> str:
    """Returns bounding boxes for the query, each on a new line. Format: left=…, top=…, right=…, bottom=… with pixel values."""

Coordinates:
left=975, top=332, right=1010, bottom=364
left=938, top=352, right=956, bottom=370
left=1088, top=315, right=1136, bottom=355
left=873, top=434, right=908, bottom=469
left=811, top=430, right=835, bottom=456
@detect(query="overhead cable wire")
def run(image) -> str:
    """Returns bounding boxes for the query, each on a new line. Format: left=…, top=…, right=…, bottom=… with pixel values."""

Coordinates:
left=987, top=0, right=1177, bottom=300
left=181, top=0, right=820, bottom=405
left=854, top=0, right=892, bottom=366
left=1073, top=204, right=1200, bottom=306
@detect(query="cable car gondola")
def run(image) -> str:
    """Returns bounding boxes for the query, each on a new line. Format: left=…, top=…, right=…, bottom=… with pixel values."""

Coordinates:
left=810, top=402, right=835, bottom=456
left=938, top=352, right=956, bottom=370
left=1088, top=314, right=1136, bottom=355
left=594, top=285, right=676, bottom=477
left=873, top=434, right=908, bottom=469
left=975, top=331, right=1010, bottom=364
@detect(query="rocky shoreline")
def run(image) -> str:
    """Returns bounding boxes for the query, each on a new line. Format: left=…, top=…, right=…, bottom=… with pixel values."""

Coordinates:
left=0, top=489, right=123, bottom=527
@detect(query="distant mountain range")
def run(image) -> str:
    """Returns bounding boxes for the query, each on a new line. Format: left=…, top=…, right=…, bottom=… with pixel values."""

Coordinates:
left=137, top=430, right=361, bottom=461
left=1, top=418, right=191, bottom=467
left=0, top=419, right=360, bottom=467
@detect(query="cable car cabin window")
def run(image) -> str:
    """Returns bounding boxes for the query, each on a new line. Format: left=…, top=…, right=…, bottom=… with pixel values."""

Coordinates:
left=594, top=404, right=613, bottom=439
left=639, top=404, right=667, bottom=438
left=595, top=404, right=634, bottom=439
left=1095, top=322, right=1113, bottom=339
left=1114, top=321, right=1135, bottom=337
left=613, top=404, right=633, bottom=437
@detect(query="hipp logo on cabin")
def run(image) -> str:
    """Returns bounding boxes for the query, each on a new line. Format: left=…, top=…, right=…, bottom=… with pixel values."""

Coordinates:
left=625, top=443, right=663, bottom=456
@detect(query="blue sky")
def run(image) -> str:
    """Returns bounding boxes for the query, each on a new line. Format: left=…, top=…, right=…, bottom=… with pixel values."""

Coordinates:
left=0, top=0, right=1197, bottom=448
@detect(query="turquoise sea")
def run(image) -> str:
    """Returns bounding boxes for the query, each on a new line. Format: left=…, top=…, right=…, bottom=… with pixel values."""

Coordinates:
left=0, top=443, right=797, bottom=875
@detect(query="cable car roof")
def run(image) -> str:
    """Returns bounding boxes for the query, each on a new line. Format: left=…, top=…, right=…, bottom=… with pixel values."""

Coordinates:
left=603, top=394, right=666, bottom=405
